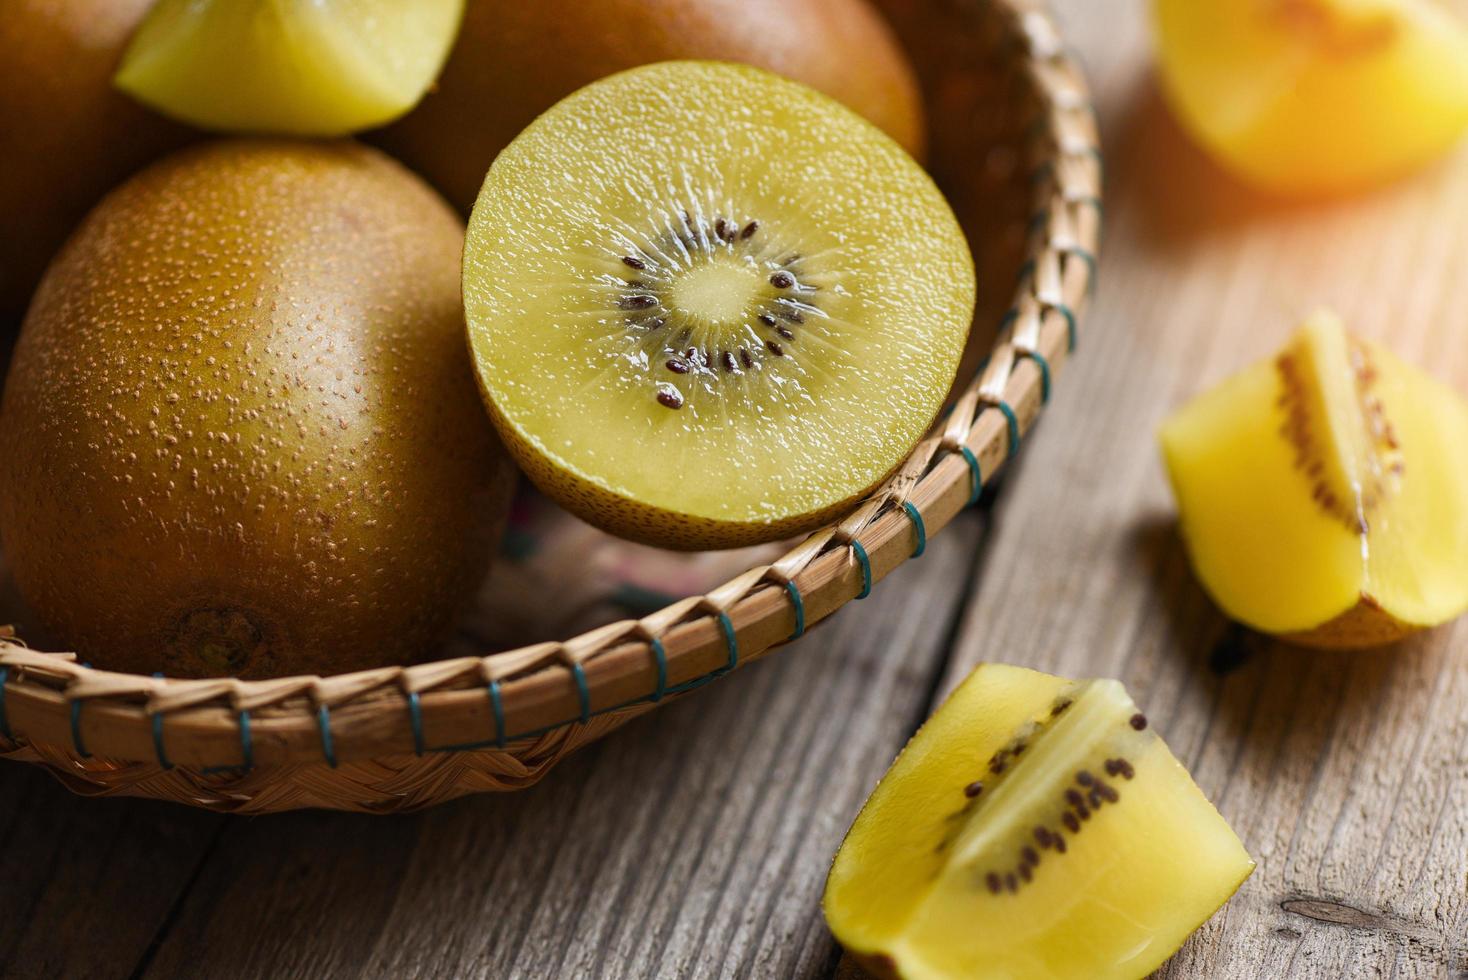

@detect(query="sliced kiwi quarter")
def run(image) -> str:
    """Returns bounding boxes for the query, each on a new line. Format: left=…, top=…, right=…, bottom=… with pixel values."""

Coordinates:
left=463, top=61, right=975, bottom=549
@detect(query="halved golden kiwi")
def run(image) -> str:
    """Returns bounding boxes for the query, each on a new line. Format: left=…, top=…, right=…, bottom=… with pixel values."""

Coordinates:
left=463, top=61, right=975, bottom=549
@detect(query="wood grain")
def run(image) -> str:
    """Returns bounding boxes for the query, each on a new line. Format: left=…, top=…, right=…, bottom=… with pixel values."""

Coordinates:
left=123, top=513, right=987, bottom=980
left=935, top=2, right=1468, bottom=977
left=3, top=1, right=1467, bottom=977
left=0, top=765, right=220, bottom=979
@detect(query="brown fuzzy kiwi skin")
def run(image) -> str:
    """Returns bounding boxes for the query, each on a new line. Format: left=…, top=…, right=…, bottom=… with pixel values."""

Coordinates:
left=371, top=0, right=926, bottom=213
left=0, top=140, right=516, bottom=679
left=0, top=0, right=194, bottom=317
left=1280, top=595, right=1423, bottom=650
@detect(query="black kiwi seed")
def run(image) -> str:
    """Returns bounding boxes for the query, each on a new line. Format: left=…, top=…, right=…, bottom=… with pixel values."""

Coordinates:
left=1021, top=847, right=1039, bottom=866
left=1076, top=770, right=1095, bottom=787
left=1075, top=802, right=1091, bottom=820
left=1004, top=874, right=1018, bottom=894
left=1018, top=865, right=1033, bottom=883
left=1062, top=812, right=1080, bottom=833
left=1098, top=783, right=1119, bottom=803
left=964, top=781, right=984, bottom=798
left=1051, top=699, right=1073, bottom=717
left=1065, top=789, right=1083, bottom=808
left=1130, top=713, right=1148, bottom=730
left=1034, top=827, right=1053, bottom=848
left=1087, top=788, right=1103, bottom=809
left=604, top=205, right=832, bottom=404
left=986, top=873, right=1002, bottom=894
left=1053, top=833, right=1068, bottom=853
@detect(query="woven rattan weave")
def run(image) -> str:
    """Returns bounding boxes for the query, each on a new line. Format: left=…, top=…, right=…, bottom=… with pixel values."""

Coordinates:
left=0, top=0, right=1101, bottom=812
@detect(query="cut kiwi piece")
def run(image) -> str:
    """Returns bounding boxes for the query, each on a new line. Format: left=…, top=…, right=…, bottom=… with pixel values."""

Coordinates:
left=1161, top=311, right=1468, bottom=647
left=824, top=664, right=1253, bottom=980
left=114, top=0, right=464, bottom=136
left=463, top=61, right=975, bottom=549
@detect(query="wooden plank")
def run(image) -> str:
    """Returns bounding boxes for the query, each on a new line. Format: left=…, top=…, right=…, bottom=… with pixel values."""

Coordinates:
left=132, top=512, right=987, bottom=979
left=935, top=1, right=1468, bottom=976
left=0, top=764, right=221, bottom=980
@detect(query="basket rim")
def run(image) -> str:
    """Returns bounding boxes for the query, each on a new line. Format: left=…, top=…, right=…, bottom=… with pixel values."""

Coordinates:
left=0, top=0, right=1102, bottom=776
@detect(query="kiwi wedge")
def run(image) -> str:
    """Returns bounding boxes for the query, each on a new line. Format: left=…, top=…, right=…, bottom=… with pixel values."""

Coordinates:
left=825, top=664, right=1254, bottom=979
left=0, top=140, right=514, bottom=678
left=114, top=0, right=464, bottom=136
left=463, top=62, right=975, bottom=549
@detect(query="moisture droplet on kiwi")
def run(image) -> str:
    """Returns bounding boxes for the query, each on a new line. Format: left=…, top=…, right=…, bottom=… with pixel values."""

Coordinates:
left=462, top=61, right=976, bottom=549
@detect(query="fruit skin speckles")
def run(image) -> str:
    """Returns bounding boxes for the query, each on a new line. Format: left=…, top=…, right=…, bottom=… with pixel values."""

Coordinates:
left=0, top=140, right=515, bottom=679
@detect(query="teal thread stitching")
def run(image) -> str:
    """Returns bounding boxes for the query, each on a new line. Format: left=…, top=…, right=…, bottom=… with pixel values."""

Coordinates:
left=316, top=703, right=337, bottom=768
left=994, top=400, right=1022, bottom=459
left=0, top=667, right=10, bottom=740
left=1068, top=194, right=1104, bottom=216
left=239, top=710, right=254, bottom=771
left=851, top=540, right=872, bottom=599
left=1051, top=303, right=1078, bottom=351
left=150, top=673, right=173, bottom=770
left=70, top=699, right=90, bottom=759
left=488, top=680, right=506, bottom=748
left=902, top=502, right=927, bottom=557
left=152, top=712, right=172, bottom=770
left=958, top=446, right=983, bottom=506
left=784, top=580, right=806, bottom=639
left=407, top=691, right=425, bottom=756
left=714, top=612, right=738, bottom=675
left=569, top=661, right=591, bottom=724
left=648, top=638, right=668, bottom=701
left=1021, top=350, right=1052, bottom=404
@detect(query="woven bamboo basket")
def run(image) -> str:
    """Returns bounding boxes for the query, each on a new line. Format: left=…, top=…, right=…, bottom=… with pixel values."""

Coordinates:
left=0, top=0, right=1100, bottom=813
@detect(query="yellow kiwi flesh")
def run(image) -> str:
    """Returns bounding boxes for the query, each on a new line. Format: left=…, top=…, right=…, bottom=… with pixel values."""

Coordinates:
left=462, top=62, right=974, bottom=549
left=115, top=0, right=464, bottom=136
left=1161, top=312, right=1468, bottom=647
left=825, top=664, right=1253, bottom=980
left=0, top=0, right=192, bottom=315
left=372, top=0, right=926, bottom=213
left=0, top=141, right=514, bottom=678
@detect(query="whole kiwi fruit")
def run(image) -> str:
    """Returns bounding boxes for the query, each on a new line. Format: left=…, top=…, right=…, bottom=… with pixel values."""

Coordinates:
left=372, top=0, right=926, bottom=212
left=0, top=140, right=515, bottom=679
left=0, top=0, right=192, bottom=317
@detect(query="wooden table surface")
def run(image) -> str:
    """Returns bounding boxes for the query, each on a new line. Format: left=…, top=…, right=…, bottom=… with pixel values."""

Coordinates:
left=3, top=2, right=1466, bottom=978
